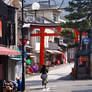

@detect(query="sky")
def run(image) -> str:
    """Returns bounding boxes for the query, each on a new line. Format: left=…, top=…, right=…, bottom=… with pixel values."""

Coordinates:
left=3, top=0, right=70, bottom=8
left=25, top=0, right=70, bottom=8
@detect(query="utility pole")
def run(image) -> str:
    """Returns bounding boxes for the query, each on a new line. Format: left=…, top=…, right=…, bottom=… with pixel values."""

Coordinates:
left=89, top=0, right=92, bottom=78
left=21, top=0, right=25, bottom=91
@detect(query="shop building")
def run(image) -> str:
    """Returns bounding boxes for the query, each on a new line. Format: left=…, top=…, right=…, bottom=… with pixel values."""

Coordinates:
left=0, top=1, right=20, bottom=91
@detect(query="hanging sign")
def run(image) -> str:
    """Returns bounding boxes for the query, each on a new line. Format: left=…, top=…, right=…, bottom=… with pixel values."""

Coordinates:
left=82, top=38, right=90, bottom=44
left=0, top=20, right=2, bottom=37
left=19, top=38, right=28, bottom=46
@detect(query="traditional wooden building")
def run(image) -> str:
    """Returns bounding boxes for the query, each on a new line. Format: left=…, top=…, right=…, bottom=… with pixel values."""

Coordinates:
left=0, top=0, right=16, bottom=45
left=0, top=1, right=20, bottom=91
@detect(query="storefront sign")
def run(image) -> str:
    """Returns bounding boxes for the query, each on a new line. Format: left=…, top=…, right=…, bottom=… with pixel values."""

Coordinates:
left=82, top=38, right=89, bottom=44
left=80, top=56, right=88, bottom=62
left=0, top=20, right=2, bottom=37
left=19, top=38, right=28, bottom=46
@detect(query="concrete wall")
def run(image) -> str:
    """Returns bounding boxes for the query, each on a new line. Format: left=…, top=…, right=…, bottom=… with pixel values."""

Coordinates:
left=8, top=60, right=16, bottom=81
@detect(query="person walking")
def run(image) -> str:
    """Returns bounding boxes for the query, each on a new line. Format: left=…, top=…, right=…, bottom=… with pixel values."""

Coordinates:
left=40, top=65, right=48, bottom=87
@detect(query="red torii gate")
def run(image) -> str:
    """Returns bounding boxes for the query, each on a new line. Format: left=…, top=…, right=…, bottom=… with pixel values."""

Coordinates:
left=30, top=23, right=79, bottom=66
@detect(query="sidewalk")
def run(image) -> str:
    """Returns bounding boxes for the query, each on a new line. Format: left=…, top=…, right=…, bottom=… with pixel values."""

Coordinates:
left=25, top=63, right=74, bottom=82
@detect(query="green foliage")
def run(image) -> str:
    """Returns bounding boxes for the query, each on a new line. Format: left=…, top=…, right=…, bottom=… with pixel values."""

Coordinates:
left=67, top=42, right=75, bottom=48
left=60, top=19, right=90, bottom=33
left=61, top=0, right=91, bottom=33
left=60, top=29, right=76, bottom=39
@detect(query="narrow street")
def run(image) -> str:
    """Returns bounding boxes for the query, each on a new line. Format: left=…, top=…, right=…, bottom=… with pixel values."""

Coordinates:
left=25, top=63, right=92, bottom=92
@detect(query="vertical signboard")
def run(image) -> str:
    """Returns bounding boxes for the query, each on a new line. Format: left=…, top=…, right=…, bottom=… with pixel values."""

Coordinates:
left=0, top=20, right=2, bottom=37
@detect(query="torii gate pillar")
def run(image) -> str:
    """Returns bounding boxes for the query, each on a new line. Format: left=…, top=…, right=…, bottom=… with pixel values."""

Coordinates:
left=40, top=27, right=45, bottom=66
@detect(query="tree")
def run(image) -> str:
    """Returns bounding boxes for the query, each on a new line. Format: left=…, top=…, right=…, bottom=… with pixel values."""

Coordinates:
left=60, top=0, right=91, bottom=46
left=60, top=29, right=76, bottom=39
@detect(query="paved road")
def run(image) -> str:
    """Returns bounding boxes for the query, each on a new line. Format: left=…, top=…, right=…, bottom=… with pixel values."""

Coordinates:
left=25, top=63, right=92, bottom=92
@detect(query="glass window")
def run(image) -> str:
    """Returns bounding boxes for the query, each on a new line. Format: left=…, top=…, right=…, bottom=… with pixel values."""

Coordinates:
left=36, top=30, right=40, bottom=42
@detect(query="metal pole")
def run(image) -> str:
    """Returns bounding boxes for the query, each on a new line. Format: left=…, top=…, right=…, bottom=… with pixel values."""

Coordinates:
left=89, top=0, right=92, bottom=78
left=21, top=0, right=25, bottom=91
left=35, top=10, right=36, bottom=19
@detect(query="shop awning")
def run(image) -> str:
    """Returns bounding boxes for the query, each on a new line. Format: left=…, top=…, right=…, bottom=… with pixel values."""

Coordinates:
left=46, top=50, right=63, bottom=54
left=0, top=46, right=21, bottom=55
left=9, top=57, right=22, bottom=61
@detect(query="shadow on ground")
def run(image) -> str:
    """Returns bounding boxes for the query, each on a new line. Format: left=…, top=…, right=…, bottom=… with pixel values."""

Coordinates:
left=26, top=80, right=41, bottom=86
left=72, top=89, right=92, bottom=92
left=26, top=87, right=44, bottom=91
left=57, top=73, right=73, bottom=81
left=26, top=73, right=73, bottom=86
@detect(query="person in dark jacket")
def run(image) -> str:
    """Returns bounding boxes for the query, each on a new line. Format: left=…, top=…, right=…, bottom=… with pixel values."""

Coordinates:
left=40, top=65, right=48, bottom=74
left=40, top=65, right=48, bottom=86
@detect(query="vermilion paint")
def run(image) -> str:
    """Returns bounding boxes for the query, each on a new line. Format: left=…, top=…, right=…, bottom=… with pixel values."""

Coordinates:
left=31, top=26, right=79, bottom=66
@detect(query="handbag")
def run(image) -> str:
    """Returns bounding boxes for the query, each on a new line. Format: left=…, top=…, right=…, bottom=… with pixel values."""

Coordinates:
left=41, top=74, right=47, bottom=79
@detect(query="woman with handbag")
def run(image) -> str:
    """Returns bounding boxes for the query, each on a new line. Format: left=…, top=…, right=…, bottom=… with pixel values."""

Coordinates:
left=40, top=65, right=48, bottom=88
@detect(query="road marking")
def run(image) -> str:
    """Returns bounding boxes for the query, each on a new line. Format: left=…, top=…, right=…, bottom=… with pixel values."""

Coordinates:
left=42, top=86, right=56, bottom=92
left=42, top=87, right=50, bottom=91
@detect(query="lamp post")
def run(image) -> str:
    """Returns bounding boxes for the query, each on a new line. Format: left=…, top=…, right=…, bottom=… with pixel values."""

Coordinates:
left=21, top=0, right=25, bottom=91
left=89, top=0, right=92, bottom=78
left=32, top=2, right=40, bottom=19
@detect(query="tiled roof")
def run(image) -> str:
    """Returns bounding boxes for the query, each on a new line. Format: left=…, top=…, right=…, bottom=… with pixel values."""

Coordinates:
left=30, top=23, right=59, bottom=27
left=24, top=16, right=60, bottom=27
left=3, top=0, right=12, bottom=5
left=49, top=42, right=62, bottom=51
left=24, top=2, right=59, bottom=10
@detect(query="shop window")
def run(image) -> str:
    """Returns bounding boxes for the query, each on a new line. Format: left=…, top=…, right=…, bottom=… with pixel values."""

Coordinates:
left=36, top=30, right=40, bottom=42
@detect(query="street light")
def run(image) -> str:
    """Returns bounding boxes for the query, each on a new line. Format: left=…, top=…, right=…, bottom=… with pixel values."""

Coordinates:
left=32, top=2, right=40, bottom=19
left=21, top=0, right=25, bottom=91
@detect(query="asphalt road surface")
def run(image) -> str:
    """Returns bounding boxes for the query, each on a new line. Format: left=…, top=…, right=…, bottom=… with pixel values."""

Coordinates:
left=25, top=63, right=92, bottom=92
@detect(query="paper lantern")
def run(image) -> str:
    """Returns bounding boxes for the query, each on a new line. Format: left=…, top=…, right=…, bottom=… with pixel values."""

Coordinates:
left=31, top=65, right=38, bottom=72
left=55, top=60, right=61, bottom=65
left=30, top=56, right=35, bottom=58
left=28, top=66, right=33, bottom=73
left=25, top=59, right=32, bottom=65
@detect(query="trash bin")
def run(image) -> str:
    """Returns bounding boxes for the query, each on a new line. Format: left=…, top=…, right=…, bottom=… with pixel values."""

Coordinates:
left=0, top=80, right=3, bottom=92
